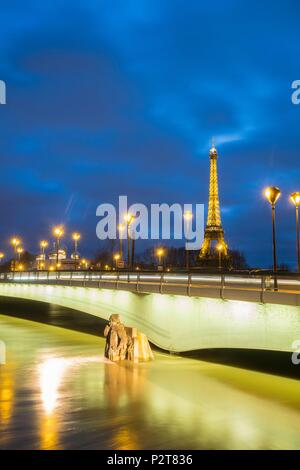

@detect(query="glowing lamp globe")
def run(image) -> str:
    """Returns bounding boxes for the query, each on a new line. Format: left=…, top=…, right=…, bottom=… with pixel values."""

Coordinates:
left=264, top=186, right=281, bottom=206
left=290, top=192, right=300, bottom=207
left=72, top=232, right=81, bottom=241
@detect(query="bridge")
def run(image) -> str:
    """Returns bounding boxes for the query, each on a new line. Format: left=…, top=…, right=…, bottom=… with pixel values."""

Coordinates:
left=0, top=270, right=299, bottom=353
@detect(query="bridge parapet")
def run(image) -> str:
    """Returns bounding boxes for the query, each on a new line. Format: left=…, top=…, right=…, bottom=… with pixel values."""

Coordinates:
left=0, top=270, right=300, bottom=307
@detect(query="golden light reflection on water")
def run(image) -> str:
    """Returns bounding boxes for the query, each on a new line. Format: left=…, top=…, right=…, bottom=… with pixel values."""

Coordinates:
left=102, top=363, right=147, bottom=450
left=1, top=315, right=300, bottom=450
left=0, top=373, right=14, bottom=425
left=38, top=354, right=113, bottom=449
left=39, top=355, right=112, bottom=413
left=39, top=358, right=67, bottom=414
left=103, top=362, right=146, bottom=410
left=40, top=413, right=59, bottom=450
left=113, top=427, right=139, bottom=450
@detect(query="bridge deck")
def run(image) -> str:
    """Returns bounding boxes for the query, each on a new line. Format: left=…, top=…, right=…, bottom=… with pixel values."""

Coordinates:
left=1, top=271, right=300, bottom=306
left=0, top=272, right=299, bottom=352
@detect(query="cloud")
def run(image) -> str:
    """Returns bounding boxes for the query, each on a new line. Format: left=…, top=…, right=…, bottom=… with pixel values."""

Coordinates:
left=0, top=0, right=299, bottom=266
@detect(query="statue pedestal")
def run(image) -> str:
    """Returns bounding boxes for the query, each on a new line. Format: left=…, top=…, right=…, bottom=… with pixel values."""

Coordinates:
left=132, top=330, right=154, bottom=363
left=104, top=315, right=154, bottom=363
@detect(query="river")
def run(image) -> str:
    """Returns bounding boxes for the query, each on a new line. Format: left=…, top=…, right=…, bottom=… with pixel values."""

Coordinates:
left=1, top=313, right=300, bottom=449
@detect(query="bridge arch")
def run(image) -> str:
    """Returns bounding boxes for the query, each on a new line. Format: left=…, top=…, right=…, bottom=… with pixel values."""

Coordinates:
left=0, top=282, right=299, bottom=353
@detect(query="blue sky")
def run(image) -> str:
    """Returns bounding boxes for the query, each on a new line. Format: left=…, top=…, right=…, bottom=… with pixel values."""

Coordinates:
left=0, top=0, right=300, bottom=267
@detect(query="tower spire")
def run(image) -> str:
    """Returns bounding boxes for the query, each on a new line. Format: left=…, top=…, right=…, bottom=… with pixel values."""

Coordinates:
left=200, top=143, right=228, bottom=257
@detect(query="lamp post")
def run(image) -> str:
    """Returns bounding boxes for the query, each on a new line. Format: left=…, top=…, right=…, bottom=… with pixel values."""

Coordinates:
left=72, top=232, right=81, bottom=254
left=72, top=232, right=81, bottom=268
left=17, top=247, right=24, bottom=271
left=10, top=237, right=21, bottom=271
left=80, top=258, right=88, bottom=270
left=264, top=186, right=281, bottom=290
left=216, top=243, right=223, bottom=271
left=53, top=226, right=64, bottom=269
left=183, top=210, right=193, bottom=270
left=0, top=252, right=5, bottom=268
left=131, top=236, right=136, bottom=270
left=156, top=248, right=165, bottom=271
left=290, top=192, right=300, bottom=272
left=40, top=240, right=48, bottom=256
left=124, top=214, right=135, bottom=270
left=17, top=246, right=24, bottom=261
left=118, top=224, right=124, bottom=261
left=40, top=240, right=48, bottom=270
left=114, top=253, right=120, bottom=269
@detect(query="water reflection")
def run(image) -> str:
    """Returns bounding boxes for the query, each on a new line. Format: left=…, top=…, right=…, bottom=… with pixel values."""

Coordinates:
left=39, top=358, right=67, bottom=414
left=0, top=372, right=14, bottom=424
left=103, top=362, right=146, bottom=409
left=102, top=363, right=147, bottom=449
left=40, top=413, right=59, bottom=450
left=1, top=314, right=300, bottom=449
left=38, top=355, right=113, bottom=449
left=39, top=356, right=108, bottom=414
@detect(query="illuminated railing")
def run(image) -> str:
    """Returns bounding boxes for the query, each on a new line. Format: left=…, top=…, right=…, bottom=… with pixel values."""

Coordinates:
left=0, top=270, right=299, bottom=302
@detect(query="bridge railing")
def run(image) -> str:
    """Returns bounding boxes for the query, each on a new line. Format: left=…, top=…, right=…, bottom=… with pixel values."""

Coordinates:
left=0, top=270, right=300, bottom=304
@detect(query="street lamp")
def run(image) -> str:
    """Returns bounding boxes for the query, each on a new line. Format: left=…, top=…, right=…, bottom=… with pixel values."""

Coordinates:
left=72, top=232, right=81, bottom=268
left=39, top=240, right=48, bottom=270
left=118, top=224, right=125, bottom=261
left=264, top=186, right=281, bottom=290
left=16, top=246, right=24, bottom=271
left=53, top=225, right=64, bottom=269
left=0, top=252, right=5, bottom=268
left=40, top=240, right=48, bottom=254
left=124, top=214, right=135, bottom=270
left=72, top=232, right=81, bottom=254
left=80, top=258, right=88, bottom=270
left=290, top=192, right=300, bottom=272
left=216, top=243, right=223, bottom=271
left=183, top=210, right=193, bottom=270
left=10, top=237, right=21, bottom=271
left=114, top=253, right=120, bottom=269
left=17, top=246, right=24, bottom=260
left=156, top=248, right=165, bottom=271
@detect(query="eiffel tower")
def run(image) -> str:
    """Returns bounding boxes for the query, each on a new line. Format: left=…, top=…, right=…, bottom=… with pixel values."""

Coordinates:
left=200, top=143, right=228, bottom=257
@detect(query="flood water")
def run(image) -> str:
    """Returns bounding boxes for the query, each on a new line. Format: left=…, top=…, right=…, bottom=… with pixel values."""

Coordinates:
left=1, top=313, right=300, bottom=449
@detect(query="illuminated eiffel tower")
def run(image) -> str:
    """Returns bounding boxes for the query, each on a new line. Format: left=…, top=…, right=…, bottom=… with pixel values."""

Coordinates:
left=200, top=143, right=228, bottom=257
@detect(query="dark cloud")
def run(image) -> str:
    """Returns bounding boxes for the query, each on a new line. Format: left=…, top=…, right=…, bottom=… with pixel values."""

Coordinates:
left=0, top=0, right=299, bottom=266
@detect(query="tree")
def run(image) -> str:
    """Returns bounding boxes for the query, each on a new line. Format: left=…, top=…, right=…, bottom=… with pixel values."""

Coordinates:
left=93, top=240, right=117, bottom=268
left=228, top=250, right=248, bottom=270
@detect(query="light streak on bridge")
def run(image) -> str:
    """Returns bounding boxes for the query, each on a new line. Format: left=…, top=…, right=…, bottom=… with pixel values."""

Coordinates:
left=1, top=270, right=300, bottom=306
